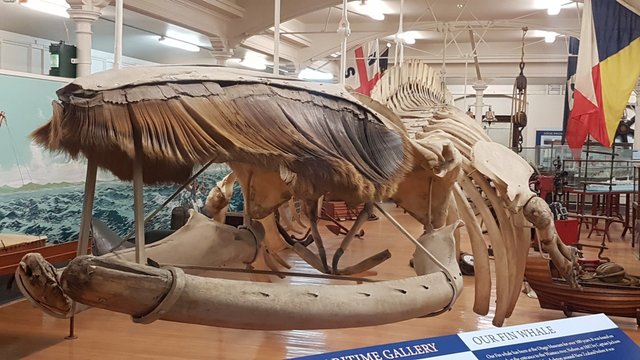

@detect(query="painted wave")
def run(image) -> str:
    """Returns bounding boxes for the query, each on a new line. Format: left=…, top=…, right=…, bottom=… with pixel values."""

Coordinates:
left=0, top=168, right=243, bottom=244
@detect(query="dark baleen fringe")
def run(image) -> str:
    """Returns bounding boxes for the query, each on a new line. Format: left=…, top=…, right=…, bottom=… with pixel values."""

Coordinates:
left=31, top=77, right=414, bottom=203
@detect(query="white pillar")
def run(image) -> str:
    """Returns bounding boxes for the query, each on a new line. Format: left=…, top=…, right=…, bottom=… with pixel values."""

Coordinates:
left=211, top=50, right=233, bottom=66
left=66, top=0, right=110, bottom=76
left=113, top=0, right=124, bottom=69
left=397, top=0, right=405, bottom=66
left=472, top=81, right=487, bottom=125
left=273, top=0, right=280, bottom=75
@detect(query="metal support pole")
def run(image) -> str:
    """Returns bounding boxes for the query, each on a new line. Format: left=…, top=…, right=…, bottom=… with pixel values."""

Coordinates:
left=634, top=82, right=640, bottom=150
left=114, top=0, right=123, bottom=69
left=67, top=159, right=97, bottom=339
left=115, top=160, right=216, bottom=249
left=398, top=0, right=404, bottom=65
left=65, top=315, right=77, bottom=340
left=340, top=37, right=347, bottom=85
left=76, top=160, right=97, bottom=256
left=133, top=145, right=146, bottom=264
left=338, top=0, right=349, bottom=86
left=65, top=0, right=108, bottom=340
left=273, top=0, right=280, bottom=75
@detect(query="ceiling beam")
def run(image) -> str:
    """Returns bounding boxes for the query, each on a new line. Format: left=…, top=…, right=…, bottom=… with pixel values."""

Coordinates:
left=242, top=35, right=300, bottom=63
left=228, top=0, right=343, bottom=47
left=189, top=0, right=245, bottom=18
left=264, top=20, right=313, bottom=48
left=124, top=0, right=233, bottom=38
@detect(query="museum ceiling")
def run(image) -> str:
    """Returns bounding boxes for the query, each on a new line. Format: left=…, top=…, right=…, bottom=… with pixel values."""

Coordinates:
left=0, top=0, right=582, bottom=81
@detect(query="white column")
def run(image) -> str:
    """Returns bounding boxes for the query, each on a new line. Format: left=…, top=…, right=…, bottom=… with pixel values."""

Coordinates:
left=273, top=0, right=280, bottom=75
left=113, top=0, right=124, bottom=69
left=472, top=81, right=487, bottom=125
left=398, top=0, right=404, bottom=65
left=66, top=0, right=110, bottom=76
left=209, top=35, right=233, bottom=66
left=211, top=50, right=233, bottom=66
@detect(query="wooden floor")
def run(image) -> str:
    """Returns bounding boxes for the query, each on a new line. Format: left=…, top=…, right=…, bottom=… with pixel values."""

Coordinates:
left=1, top=204, right=639, bottom=359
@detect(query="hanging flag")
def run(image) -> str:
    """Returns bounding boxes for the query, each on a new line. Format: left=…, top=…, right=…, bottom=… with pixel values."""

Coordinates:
left=565, top=0, right=640, bottom=150
left=561, top=37, right=580, bottom=144
left=344, top=40, right=390, bottom=96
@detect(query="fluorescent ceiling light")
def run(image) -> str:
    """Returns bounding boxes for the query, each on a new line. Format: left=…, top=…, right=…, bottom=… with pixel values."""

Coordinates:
left=547, top=3, right=561, bottom=15
left=298, top=68, right=334, bottom=81
left=238, top=53, right=267, bottom=70
left=158, top=36, right=200, bottom=52
left=165, top=27, right=210, bottom=48
left=352, top=0, right=388, bottom=21
left=544, top=32, right=558, bottom=43
left=397, top=32, right=417, bottom=45
left=20, top=0, right=69, bottom=18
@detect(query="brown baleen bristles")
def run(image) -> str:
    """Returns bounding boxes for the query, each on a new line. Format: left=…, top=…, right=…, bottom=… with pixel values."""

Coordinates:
left=31, top=70, right=413, bottom=203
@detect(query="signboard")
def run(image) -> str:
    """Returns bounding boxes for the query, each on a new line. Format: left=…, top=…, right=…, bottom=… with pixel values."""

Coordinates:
left=535, top=129, right=564, bottom=146
left=293, top=314, right=640, bottom=360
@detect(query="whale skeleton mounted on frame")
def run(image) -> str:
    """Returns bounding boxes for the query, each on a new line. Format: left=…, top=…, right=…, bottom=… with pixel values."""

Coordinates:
left=16, top=64, right=577, bottom=330
left=370, top=61, right=579, bottom=326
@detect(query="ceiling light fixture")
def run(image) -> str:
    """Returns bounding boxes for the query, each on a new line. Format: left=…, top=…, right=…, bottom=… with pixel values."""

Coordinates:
left=158, top=36, right=200, bottom=52
left=544, top=32, right=558, bottom=43
left=238, top=53, right=267, bottom=70
left=298, top=68, right=334, bottom=81
left=19, top=0, right=69, bottom=18
left=397, top=32, right=417, bottom=45
left=356, top=0, right=385, bottom=21
left=547, top=2, right=561, bottom=15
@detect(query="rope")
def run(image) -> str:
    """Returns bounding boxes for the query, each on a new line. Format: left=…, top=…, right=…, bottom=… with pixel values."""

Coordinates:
left=1, top=112, right=31, bottom=185
left=511, top=27, right=528, bottom=153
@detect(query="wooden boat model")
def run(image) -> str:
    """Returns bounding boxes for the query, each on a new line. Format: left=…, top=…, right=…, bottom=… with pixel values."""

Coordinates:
left=525, top=255, right=640, bottom=325
left=0, top=233, right=94, bottom=277
left=0, top=234, right=85, bottom=304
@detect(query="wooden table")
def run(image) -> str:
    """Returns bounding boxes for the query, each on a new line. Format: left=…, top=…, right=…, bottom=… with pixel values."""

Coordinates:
left=564, top=184, right=635, bottom=260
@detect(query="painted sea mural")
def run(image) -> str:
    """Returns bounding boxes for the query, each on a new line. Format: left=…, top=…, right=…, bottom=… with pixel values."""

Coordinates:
left=0, top=71, right=242, bottom=244
left=0, top=171, right=243, bottom=244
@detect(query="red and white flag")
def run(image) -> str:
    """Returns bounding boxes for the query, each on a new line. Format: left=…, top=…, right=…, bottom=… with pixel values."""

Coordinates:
left=344, top=40, right=390, bottom=96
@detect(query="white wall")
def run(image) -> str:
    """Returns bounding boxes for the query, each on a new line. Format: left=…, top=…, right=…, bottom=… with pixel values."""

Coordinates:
left=524, top=93, right=565, bottom=147
left=449, top=84, right=565, bottom=148
left=0, top=30, right=50, bottom=75
left=0, top=30, right=154, bottom=76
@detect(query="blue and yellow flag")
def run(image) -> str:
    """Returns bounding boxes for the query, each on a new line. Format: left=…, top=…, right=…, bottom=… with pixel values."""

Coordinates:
left=565, top=0, right=640, bottom=149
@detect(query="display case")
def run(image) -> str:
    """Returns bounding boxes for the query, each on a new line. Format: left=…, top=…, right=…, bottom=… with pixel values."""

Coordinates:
left=519, top=143, right=634, bottom=175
